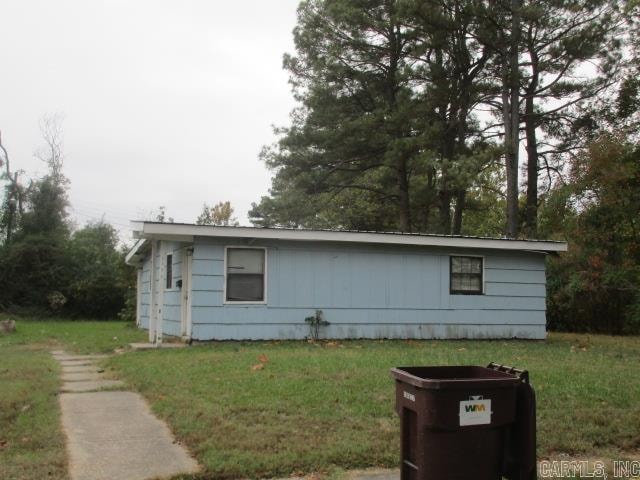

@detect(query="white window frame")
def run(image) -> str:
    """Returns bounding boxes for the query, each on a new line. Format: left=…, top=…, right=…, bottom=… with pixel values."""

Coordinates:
left=449, top=254, right=485, bottom=295
left=223, top=246, right=268, bottom=305
left=164, top=250, right=183, bottom=292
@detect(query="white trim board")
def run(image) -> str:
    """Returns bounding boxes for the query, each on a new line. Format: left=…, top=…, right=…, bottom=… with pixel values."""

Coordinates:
left=129, top=222, right=567, bottom=254
left=125, top=238, right=147, bottom=265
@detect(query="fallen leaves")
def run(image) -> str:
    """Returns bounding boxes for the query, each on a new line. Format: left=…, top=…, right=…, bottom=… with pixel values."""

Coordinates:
left=251, top=354, right=269, bottom=371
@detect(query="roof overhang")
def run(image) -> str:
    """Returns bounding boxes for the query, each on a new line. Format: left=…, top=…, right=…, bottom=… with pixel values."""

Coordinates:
left=125, top=238, right=149, bottom=266
left=127, top=221, right=567, bottom=255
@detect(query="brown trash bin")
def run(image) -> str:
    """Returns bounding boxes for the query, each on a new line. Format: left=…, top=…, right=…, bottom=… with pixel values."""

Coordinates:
left=390, top=363, right=536, bottom=480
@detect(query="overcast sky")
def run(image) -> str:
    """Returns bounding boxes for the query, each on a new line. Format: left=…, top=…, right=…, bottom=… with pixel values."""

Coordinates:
left=0, top=0, right=300, bottom=242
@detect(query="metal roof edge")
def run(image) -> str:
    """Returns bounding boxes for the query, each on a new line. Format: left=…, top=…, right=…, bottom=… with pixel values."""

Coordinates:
left=129, top=221, right=567, bottom=253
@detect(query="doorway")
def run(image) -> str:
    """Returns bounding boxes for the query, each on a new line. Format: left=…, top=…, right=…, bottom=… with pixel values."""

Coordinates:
left=180, top=247, right=193, bottom=339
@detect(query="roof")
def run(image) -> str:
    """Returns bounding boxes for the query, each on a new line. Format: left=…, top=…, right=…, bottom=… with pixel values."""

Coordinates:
left=125, top=221, right=567, bottom=264
left=125, top=238, right=148, bottom=265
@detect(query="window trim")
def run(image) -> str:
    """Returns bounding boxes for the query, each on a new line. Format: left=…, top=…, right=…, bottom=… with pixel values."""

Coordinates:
left=449, top=255, right=485, bottom=295
left=223, top=246, right=268, bottom=305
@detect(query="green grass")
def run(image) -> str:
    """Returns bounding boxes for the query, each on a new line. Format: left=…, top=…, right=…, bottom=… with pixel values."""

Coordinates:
left=0, top=318, right=146, bottom=480
left=2, top=320, right=639, bottom=480
left=105, top=334, right=640, bottom=479
left=0, top=345, right=66, bottom=480
left=0, top=318, right=147, bottom=353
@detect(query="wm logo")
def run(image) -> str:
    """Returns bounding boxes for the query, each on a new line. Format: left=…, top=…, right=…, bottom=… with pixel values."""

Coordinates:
left=465, top=404, right=486, bottom=412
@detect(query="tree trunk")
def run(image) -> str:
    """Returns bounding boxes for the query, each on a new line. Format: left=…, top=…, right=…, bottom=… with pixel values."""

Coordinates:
left=503, top=88, right=518, bottom=238
left=452, top=190, right=466, bottom=235
left=504, top=0, right=521, bottom=238
left=0, top=132, right=17, bottom=245
left=524, top=95, right=538, bottom=237
left=396, top=156, right=412, bottom=232
left=524, top=44, right=540, bottom=238
left=422, top=167, right=436, bottom=231
left=385, top=19, right=411, bottom=233
left=5, top=195, right=15, bottom=244
left=438, top=190, right=452, bottom=234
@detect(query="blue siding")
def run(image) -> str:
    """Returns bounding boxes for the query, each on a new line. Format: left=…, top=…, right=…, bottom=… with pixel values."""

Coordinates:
left=192, top=323, right=545, bottom=341
left=139, top=255, right=151, bottom=329
left=185, top=238, right=548, bottom=340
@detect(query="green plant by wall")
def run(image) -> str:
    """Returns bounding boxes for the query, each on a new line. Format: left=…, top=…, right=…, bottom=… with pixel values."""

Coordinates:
left=305, top=310, right=329, bottom=340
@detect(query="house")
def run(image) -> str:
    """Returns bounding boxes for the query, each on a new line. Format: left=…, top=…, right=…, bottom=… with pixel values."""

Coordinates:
left=125, top=221, right=567, bottom=342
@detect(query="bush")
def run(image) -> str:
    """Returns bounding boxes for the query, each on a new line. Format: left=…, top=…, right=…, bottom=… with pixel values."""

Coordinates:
left=544, top=136, right=640, bottom=334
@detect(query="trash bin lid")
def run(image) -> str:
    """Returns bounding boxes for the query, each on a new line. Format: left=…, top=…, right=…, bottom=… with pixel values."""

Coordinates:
left=390, top=366, right=522, bottom=390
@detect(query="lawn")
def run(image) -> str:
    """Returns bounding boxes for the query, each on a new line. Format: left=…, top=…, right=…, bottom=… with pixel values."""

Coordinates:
left=104, top=333, right=640, bottom=479
left=0, top=318, right=148, bottom=353
left=2, top=320, right=640, bottom=480
left=0, top=319, right=146, bottom=480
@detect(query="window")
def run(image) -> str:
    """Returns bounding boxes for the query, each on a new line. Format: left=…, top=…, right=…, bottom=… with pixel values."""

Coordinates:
left=165, top=254, right=173, bottom=289
left=450, top=256, right=483, bottom=295
left=225, top=248, right=266, bottom=302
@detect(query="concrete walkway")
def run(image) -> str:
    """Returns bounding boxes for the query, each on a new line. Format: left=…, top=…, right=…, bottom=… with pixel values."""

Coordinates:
left=347, top=469, right=399, bottom=480
left=52, top=350, right=200, bottom=480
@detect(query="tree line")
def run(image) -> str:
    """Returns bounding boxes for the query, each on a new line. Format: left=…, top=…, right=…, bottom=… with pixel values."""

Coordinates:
left=0, top=118, right=134, bottom=319
left=250, top=0, right=640, bottom=332
left=0, top=115, right=244, bottom=319
left=250, top=0, right=622, bottom=236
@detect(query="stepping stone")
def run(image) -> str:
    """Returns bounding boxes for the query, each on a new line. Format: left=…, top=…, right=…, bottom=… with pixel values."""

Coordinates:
left=129, top=342, right=187, bottom=350
left=61, top=380, right=125, bottom=393
left=54, top=354, right=107, bottom=362
left=62, top=365, right=102, bottom=374
left=59, top=360, right=97, bottom=367
left=60, top=391, right=200, bottom=480
left=348, top=469, right=400, bottom=480
left=62, top=372, right=105, bottom=382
